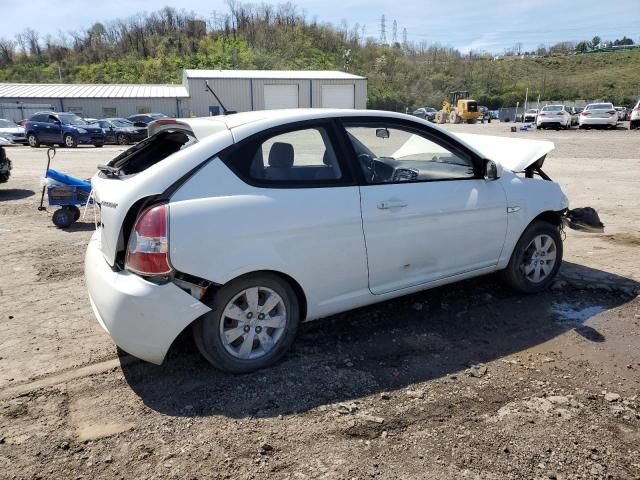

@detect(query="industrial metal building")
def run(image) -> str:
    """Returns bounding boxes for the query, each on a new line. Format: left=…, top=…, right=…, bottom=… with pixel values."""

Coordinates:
left=0, top=70, right=367, bottom=122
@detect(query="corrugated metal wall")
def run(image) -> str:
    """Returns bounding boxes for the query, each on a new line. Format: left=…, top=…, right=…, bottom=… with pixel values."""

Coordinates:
left=184, top=78, right=252, bottom=117
left=186, top=77, right=367, bottom=115
left=0, top=97, right=183, bottom=119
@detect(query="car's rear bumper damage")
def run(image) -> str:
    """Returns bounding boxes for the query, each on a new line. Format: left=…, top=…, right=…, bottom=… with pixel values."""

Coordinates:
left=85, top=231, right=211, bottom=364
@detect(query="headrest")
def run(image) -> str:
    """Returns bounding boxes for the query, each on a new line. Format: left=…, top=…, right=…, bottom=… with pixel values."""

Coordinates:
left=268, top=142, right=294, bottom=168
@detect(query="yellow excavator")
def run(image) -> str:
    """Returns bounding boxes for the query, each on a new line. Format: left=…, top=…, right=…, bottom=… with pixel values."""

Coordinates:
left=434, top=91, right=481, bottom=124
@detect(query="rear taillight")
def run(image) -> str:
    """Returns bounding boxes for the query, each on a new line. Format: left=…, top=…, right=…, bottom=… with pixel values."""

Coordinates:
left=125, top=203, right=172, bottom=276
left=581, top=111, right=591, bottom=116
left=539, top=113, right=546, bottom=117
left=607, top=110, right=616, bottom=115
left=153, top=118, right=177, bottom=125
left=556, top=112, right=565, bottom=116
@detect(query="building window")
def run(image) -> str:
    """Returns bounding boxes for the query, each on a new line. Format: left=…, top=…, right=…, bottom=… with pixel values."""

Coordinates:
left=137, top=106, right=151, bottom=114
left=102, top=107, right=117, bottom=117
left=67, top=106, right=83, bottom=115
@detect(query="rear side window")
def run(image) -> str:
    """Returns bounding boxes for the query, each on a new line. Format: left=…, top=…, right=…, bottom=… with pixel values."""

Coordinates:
left=222, top=125, right=346, bottom=187
left=30, top=114, right=48, bottom=122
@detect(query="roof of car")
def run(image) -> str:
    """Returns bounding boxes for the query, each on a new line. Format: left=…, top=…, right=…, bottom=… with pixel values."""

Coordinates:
left=148, top=109, right=437, bottom=141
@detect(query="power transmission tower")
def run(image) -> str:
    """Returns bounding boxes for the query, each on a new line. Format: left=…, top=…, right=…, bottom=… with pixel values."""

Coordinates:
left=380, top=14, right=386, bottom=44
left=392, top=20, right=397, bottom=44
left=402, top=27, right=407, bottom=46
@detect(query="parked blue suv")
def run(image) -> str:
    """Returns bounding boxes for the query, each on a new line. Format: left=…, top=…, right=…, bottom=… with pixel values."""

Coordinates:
left=25, top=112, right=105, bottom=148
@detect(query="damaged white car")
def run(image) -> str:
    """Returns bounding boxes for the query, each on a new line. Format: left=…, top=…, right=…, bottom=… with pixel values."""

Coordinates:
left=86, top=109, right=572, bottom=373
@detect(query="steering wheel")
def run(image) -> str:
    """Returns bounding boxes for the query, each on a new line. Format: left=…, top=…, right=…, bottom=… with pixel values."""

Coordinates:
left=358, top=154, right=377, bottom=183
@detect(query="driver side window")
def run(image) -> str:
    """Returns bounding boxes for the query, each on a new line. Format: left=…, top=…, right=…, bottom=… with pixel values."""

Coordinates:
left=344, top=124, right=475, bottom=184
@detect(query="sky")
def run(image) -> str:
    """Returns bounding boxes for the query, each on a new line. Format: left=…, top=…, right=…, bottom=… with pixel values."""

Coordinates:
left=3, top=0, right=639, bottom=54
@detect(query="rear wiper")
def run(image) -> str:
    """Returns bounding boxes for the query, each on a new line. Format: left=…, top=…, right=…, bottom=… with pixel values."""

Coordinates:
left=97, top=164, right=120, bottom=177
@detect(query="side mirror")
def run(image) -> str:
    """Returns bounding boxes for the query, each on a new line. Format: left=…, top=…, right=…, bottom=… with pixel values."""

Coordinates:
left=376, top=128, right=390, bottom=139
left=484, top=159, right=502, bottom=180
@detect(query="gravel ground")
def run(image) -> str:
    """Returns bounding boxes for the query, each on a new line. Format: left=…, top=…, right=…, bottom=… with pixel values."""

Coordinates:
left=0, top=121, right=639, bottom=479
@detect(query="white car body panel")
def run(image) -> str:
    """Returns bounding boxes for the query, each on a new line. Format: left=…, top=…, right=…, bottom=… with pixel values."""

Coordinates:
left=92, top=130, right=234, bottom=265
left=86, top=109, right=570, bottom=364
left=85, top=232, right=211, bottom=364
left=359, top=179, right=507, bottom=294
left=450, top=133, right=554, bottom=172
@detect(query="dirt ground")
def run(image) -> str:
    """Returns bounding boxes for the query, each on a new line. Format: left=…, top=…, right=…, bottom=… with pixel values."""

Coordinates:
left=0, top=121, right=639, bottom=480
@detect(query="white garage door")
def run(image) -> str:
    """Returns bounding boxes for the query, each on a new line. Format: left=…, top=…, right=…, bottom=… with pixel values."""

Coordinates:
left=263, top=84, right=299, bottom=110
left=321, top=85, right=355, bottom=109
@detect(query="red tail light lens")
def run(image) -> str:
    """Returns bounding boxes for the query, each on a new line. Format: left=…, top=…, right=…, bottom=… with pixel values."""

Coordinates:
left=539, top=113, right=546, bottom=117
left=125, top=203, right=172, bottom=276
left=556, top=112, right=565, bottom=116
left=607, top=110, right=616, bottom=115
left=581, top=111, right=591, bottom=116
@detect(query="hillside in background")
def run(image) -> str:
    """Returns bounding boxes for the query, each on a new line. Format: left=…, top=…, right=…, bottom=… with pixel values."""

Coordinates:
left=0, top=4, right=638, bottom=110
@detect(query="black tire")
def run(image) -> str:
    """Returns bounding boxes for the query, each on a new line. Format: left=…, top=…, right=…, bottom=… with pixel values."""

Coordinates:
left=500, top=220, right=563, bottom=293
left=94, top=143, right=104, bottom=148
left=69, top=205, right=81, bottom=222
left=52, top=207, right=75, bottom=228
left=27, top=133, right=40, bottom=148
left=116, top=133, right=129, bottom=145
left=630, top=120, right=639, bottom=130
left=193, top=273, right=300, bottom=373
left=63, top=134, right=78, bottom=148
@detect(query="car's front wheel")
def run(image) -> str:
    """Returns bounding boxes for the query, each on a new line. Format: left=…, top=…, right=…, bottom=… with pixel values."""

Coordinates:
left=63, top=134, right=77, bottom=148
left=116, top=133, right=129, bottom=145
left=193, top=273, right=300, bottom=373
left=501, top=220, right=563, bottom=293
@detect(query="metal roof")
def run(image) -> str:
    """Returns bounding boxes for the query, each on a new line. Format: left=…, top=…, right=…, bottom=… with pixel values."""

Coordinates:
left=184, top=69, right=366, bottom=80
left=0, top=83, right=189, bottom=99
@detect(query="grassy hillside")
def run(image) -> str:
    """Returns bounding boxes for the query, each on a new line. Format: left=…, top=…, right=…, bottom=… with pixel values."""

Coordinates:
left=0, top=4, right=638, bottom=110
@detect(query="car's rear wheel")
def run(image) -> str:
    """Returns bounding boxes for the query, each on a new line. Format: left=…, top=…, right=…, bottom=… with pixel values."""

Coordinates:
left=116, top=133, right=129, bottom=145
left=500, top=220, right=563, bottom=293
left=193, top=273, right=300, bottom=373
left=27, top=133, right=40, bottom=148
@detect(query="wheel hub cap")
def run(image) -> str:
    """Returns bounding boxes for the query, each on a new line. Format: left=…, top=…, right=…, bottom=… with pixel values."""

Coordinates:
left=219, top=286, right=287, bottom=360
left=521, top=234, right=557, bottom=283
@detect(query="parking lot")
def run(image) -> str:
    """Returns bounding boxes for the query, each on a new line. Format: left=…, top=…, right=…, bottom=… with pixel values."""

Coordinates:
left=1, top=121, right=639, bottom=479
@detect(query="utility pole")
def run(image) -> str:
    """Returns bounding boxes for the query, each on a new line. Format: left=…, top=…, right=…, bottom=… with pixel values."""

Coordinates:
left=380, top=14, right=386, bottom=44
left=57, top=64, right=63, bottom=83
left=392, top=20, right=397, bottom=44
left=524, top=87, right=529, bottom=112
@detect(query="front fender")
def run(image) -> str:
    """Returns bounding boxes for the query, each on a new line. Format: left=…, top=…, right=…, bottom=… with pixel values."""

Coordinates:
left=497, top=172, right=568, bottom=268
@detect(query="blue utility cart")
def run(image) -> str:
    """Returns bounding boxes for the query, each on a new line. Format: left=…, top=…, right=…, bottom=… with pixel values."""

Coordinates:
left=38, top=148, right=93, bottom=228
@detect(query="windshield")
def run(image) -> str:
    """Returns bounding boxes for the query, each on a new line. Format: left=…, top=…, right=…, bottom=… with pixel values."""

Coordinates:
left=0, top=119, right=18, bottom=128
left=58, top=113, right=86, bottom=125
left=542, top=105, right=562, bottom=112
left=527, top=109, right=537, bottom=113
left=149, top=113, right=168, bottom=119
left=111, top=119, right=135, bottom=127
left=587, top=103, right=613, bottom=110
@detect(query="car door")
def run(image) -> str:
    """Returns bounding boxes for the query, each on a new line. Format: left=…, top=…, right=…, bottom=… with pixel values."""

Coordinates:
left=340, top=120, right=508, bottom=295
left=99, top=120, right=114, bottom=143
left=43, top=114, right=62, bottom=143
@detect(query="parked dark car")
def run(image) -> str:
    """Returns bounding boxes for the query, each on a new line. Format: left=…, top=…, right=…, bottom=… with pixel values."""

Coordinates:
left=478, top=106, right=492, bottom=123
left=92, top=118, right=148, bottom=145
left=412, top=107, right=438, bottom=122
left=126, top=113, right=169, bottom=126
left=25, top=112, right=105, bottom=148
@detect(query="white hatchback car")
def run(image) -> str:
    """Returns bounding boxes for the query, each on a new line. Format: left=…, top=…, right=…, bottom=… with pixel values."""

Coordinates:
left=578, top=103, right=618, bottom=129
left=536, top=105, right=572, bottom=129
left=86, top=109, right=569, bottom=372
left=630, top=100, right=640, bottom=130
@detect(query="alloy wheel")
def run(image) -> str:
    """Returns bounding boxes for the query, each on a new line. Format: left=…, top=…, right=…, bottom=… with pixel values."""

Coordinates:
left=520, top=234, right=557, bottom=283
left=219, top=287, right=287, bottom=360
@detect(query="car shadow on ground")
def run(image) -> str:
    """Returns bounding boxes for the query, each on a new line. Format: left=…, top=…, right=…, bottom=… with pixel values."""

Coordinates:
left=0, top=188, right=34, bottom=201
left=120, top=264, right=638, bottom=419
left=54, top=221, right=96, bottom=232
